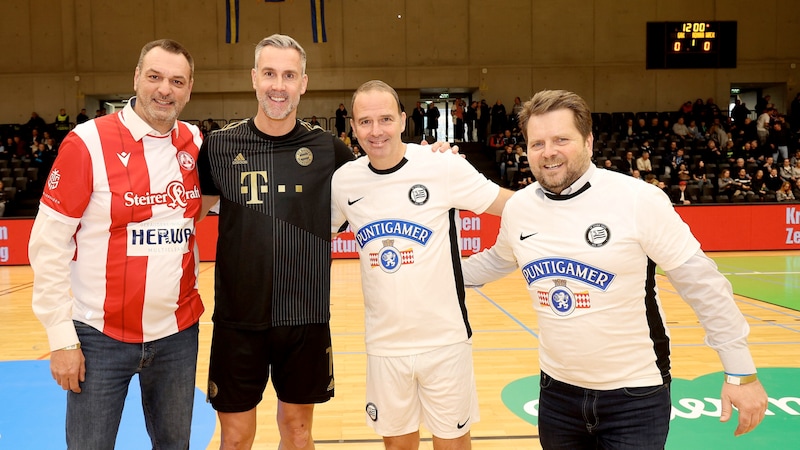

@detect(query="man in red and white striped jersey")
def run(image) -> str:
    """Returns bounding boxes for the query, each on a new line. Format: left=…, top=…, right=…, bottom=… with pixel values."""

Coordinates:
left=28, top=39, right=204, bottom=449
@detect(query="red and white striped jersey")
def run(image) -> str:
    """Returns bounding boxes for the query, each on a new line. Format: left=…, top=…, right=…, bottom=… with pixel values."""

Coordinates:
left=32, top=100, right=204, bottom=344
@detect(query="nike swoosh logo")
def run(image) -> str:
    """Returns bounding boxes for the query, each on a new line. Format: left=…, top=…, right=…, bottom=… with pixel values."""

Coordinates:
left=457, top=417, right=469, bottom=429
left=348, top=197, right=364, bottom=205
left=520, top=232, right=538, bottom=241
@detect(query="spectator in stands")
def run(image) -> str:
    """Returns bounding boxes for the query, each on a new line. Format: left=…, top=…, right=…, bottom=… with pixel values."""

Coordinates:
left=672, top=116, right=689, bottom=140
left=718, top=169, right=735, bottom=197
left=452, top=98, right=466, bottom=142
left=779, top=158, right=800, bottom=184
left=411, top=102, right=425, bottom=138
left=761, top=155, right=776, bottom=174
left=751, top=169, right=768, bottom=200
left=0, top=137, right=8, bottom=160
left=671, top=180, right=695, bottom=205
left=678, top=100, right=693, bottom=117
left=705, top=98, right=721, bottom=120
left=498, top=145, right=517, bottom=187
left=657, top=180, right=670, bottom=197
left=793, top=178, right=800, bottom=200
left=338, top=131, right=352, bottom=149
left=207, top=118, right=221, bottom=132
left=657, top=118, right=672, bottom=141
left=686, top=119, right=703, bottom=140
left=477, top=99, right=490, bottom=144
left=674, top=162, right=692, bottom=184
left=756, top=107, right=771, bottom=146
left=0, top=179, right=6, bottom=217
left=510, top=96, right=524, bottom=130
left=639, top=139, right=653, bottom=155
left=466, top=100, right=478, bottom=142
left=791, top=149, right=800, bottom=167
left=335, top=103, right=348, bottom=137
left=755, top=94, right=771, bottom=116
left=54, top=108, right=71, bottom=141
left=665, top=145, right=685, bottom=177
left=635, top=150, right=653, bottom=177
left=12, top=135, right=28, bottom=158
left=733, top=168, right=754, bottom=200
left=308, top=115, right=320, bottom=127
left=692, top=98, right=706, bottom=123
left=617, top=150, right=634, bottom=176
left=731, top=99, right=750, bottom=127
left=490, top=99, right=507, bottom=134
left=602, top=158, right=617, bottom=173
left=692, top=160, right=713, bottom=189
left=631, top=169, right=642, bottom=180
left=25, top=111, right=46, bottom=133
left=622, top=118, right=637, bottom=142
left=426, top=103, right=440, bottom=139
left=765, top=167, right=783, bottom=193
left=708, top=123, right=728, bottom=149
left=352, top=144, right=364, bottom=158
left=790, top=93, right=800, bottom=130
left=704, top=138, right=722, bottom=162
left=776, top=181, right=796, bottom=202
left=76, top=108, right=90, bottom=125
left=768, top=121, right=790, bottom=163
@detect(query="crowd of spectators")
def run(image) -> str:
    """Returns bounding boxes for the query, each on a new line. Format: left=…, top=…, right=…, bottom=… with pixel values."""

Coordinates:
left=589, top=95, right=800, bottom=204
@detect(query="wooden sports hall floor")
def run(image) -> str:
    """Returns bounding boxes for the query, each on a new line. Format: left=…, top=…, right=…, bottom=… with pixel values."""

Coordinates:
left=1, top=251, right=798, bottom=449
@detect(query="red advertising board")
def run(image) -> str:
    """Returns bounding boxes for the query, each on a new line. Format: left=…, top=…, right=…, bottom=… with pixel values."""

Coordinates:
left=3, top=204, right=799, bottom=265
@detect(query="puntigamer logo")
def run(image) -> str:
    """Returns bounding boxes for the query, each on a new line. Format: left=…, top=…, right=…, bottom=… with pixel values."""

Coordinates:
left=501, top=368, right=799, bottom=449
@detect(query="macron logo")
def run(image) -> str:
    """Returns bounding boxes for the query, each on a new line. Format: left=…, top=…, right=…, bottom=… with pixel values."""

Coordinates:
left=117, top=152, right=131, bottom=167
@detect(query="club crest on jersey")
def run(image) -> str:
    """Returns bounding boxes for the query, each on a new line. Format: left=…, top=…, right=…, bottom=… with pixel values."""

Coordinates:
left=537, top=279, right=591, bottom=316
left=176, top=150, right=196, bottom=171
left=47, top=168, right=61, bottom=190
left=370, top=239, right=414, bottom=273
left=296, top=147, right=313, bottom=166
left=408, top=184, right=429, bottom=205
left=366, top=402, right=378, bottom=421
left=585, top=223, right=610, bottom=247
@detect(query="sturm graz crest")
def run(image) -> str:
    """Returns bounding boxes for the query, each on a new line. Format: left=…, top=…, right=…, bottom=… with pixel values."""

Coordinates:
left=408, top=184, right=429, bottom=205
left=548, top=279, right=576, bottom=316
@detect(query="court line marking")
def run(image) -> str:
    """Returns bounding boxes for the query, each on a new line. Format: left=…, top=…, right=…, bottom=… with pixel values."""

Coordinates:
left=471, top=287, right=540, bottom=339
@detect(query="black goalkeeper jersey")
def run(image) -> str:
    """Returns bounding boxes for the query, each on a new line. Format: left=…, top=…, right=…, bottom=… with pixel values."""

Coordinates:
left=198, top=119, right=353, bottom=329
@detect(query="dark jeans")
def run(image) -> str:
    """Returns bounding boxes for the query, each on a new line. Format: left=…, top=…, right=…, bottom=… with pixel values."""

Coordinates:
left=538, top=371, right=671, bottom=450
left=67, top=321, right=199, bottom=450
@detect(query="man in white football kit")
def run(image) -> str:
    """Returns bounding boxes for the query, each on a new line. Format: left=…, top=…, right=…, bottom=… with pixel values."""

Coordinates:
left=460, top=90, right=768, bottom=449
left=331, top=80, right=512, bottom=450
left=28, top=40, right=204, bottom=449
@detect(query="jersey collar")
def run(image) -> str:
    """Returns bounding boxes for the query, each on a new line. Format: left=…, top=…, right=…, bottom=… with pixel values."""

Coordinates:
left=537, top=164, right=595, bottom=201
left=120, top=97, right=179, bottom=141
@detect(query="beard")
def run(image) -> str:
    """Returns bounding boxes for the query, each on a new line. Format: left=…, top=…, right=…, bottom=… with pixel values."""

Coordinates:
left=256, top=90, right=299, bottom=121
left=533, top=149, right=592, bottom=194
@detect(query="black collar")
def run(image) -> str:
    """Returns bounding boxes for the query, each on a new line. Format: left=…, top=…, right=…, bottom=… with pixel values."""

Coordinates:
left=544, top=182, right=591, bottom=201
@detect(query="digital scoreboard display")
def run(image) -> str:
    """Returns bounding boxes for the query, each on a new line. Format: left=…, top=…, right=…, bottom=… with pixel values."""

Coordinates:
left=646, top=21, right=737, bottom=69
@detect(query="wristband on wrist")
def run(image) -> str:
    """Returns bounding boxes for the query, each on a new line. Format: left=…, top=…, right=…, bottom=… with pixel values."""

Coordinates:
left=724, top=373, right=757, bottom=385
left=60, top=343, right=81, bottom=351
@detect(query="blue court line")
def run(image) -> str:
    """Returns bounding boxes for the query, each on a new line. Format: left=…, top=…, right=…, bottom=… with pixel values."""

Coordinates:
left=470, top=287, right=540, bottom=339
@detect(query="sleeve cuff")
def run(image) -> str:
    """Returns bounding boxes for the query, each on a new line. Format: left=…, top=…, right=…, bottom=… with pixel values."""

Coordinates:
left=717, top=348, right=757, bottom=376
left=46, top=321, right=80, bottom=352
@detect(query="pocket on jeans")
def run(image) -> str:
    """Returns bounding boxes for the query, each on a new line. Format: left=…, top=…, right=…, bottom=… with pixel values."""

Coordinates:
left=540, top=372, right=554, bottom=389
left=622, top=383, right=669, bottom=398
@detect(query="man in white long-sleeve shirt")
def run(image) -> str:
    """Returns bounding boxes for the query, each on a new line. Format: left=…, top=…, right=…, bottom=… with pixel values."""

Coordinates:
left=28, top=39, right=203, bottom=449
left=461, top=89, right=767, bottom=450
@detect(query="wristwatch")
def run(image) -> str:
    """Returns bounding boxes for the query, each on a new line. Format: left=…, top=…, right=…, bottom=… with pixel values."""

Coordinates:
left=724, top=373, right=758, bottom=385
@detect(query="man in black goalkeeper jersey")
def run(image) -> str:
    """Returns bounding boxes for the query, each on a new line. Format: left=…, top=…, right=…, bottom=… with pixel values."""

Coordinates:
left=198, top=34, right=353, bottom=449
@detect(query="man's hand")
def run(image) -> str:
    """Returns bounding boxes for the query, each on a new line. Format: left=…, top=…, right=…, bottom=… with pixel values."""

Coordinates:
left=50, top=348, right=86, bottom=393
left=719, top=380, right=768, bottom=436
left=422, top=139, right=461, bottom=156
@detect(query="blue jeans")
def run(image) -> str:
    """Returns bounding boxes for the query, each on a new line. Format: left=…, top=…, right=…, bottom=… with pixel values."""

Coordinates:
left=67, top=321, right=199, bottom=450
left=538, top=371, right=671, bottom=450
